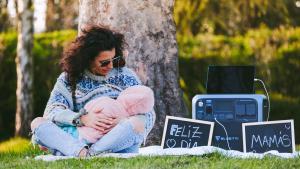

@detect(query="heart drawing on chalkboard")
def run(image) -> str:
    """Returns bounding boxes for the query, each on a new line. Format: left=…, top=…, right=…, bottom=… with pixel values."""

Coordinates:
left=166, top=139, right=176, bottom=148
left=285, top=124, right=291, bottom=130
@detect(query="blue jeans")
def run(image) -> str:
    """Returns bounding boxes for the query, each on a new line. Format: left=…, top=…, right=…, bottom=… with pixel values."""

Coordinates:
left=31, top=112, right=155, bottom=156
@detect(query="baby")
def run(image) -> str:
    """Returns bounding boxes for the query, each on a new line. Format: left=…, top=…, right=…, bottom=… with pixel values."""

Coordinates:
left=77, top=85, right=154, bottom=143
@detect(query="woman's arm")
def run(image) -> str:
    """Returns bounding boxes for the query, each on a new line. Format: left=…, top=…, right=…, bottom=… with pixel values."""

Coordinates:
left=43, top=73, right=80, bottom=126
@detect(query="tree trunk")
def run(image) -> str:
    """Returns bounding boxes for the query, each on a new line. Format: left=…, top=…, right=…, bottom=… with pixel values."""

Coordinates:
left=78, top=0, right=188, bottom=145
left=15, top=0, right=34, bottom=137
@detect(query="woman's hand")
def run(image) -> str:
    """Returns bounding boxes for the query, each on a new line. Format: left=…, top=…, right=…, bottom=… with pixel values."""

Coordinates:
left=80, top=112, right=114, bottom=132
left=103, top=116, right=126, bottom=134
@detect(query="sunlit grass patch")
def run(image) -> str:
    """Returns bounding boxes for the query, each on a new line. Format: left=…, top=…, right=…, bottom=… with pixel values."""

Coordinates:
left=0, top=137, right=31, bottom=153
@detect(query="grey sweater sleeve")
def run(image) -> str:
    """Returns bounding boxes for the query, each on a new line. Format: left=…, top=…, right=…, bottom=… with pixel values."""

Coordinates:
left=43, top=73, right=80, bottom=126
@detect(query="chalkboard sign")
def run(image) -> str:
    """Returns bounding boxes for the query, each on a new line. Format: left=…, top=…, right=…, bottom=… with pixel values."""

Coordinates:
left=242, top=120, right=295, bottom=153
left=161, top=116, right=214, bottom=149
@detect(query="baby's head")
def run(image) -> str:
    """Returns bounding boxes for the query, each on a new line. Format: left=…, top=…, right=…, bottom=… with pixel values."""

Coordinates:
left=117, top=85, right=154, bottom=115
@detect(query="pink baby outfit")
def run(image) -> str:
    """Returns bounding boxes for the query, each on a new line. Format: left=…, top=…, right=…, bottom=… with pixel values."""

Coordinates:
left=77, top=85, right=154, bottom=143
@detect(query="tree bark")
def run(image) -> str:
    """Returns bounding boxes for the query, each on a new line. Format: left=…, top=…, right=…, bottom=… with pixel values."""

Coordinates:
left=78, top=0, right=188, bottom=145
left=15, top=0, right=34, bottom=137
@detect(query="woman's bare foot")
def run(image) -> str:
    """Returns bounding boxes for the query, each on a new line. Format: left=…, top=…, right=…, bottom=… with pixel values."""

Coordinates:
left=78, top=147, right=89, bottom=157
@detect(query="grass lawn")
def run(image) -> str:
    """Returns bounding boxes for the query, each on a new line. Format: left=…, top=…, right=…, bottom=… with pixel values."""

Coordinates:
left=0, top=138, right=300, bottom=169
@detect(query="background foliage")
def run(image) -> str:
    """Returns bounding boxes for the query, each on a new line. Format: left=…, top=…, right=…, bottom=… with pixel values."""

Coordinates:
left=175, top=0, right=300, bottom=36
left=0, top=0, right=299, bottom=144
left=0, top=27, right=299, bottom=142
left=0, top=30, right=76, bottom=139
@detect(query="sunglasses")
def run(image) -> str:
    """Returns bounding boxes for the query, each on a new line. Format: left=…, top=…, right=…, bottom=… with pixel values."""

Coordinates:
left=99, top=56, right=121, bottom=67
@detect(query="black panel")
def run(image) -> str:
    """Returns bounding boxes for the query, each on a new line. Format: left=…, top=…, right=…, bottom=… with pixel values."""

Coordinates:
left=206, top=66, right=255, bottom=94
left=162, top=118, right=213, bottom=149
left=212, top=121, right=243, bottom=151
left=244, top=122, right=294, bottom=153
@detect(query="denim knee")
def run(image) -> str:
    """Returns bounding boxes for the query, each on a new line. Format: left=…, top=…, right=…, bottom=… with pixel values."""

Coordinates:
left=31, top=120, right=87, bottom=156
left=120, top=119, right=144, bottom=140
left=31, top=120, right=53, bottom=147
left=124, top=113, right=157, bottom=146
left=115, top=119, right=144, bottom=149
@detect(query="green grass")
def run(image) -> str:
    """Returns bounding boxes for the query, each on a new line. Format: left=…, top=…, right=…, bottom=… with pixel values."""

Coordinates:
left=0, top=138, right=300, bottom=169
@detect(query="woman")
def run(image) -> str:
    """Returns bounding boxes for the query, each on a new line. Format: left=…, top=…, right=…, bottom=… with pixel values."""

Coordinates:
left=30, top=26, right=155, bottom=157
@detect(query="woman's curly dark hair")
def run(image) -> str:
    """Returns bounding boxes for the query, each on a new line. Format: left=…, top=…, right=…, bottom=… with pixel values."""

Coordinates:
left=60, top=25, right=126, bottom=111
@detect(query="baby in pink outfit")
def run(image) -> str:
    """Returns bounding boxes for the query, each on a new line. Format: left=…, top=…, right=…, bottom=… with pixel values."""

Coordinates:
left=77, top=85, right=154, bottom=143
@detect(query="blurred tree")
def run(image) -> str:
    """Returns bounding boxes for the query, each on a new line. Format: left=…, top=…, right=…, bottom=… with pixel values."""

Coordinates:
left=283, top=0, right=300, bottom=26
left=15, top=0, right=34, bottom=137
left=175, top=0, right=299, bottom=36
left=46, top=0, right=78, bottom=31
left=0, top=0, right=10, bottom=32
left=79, top=0, right=188, bottom=145
left=174, top=0, right=208, bottom=36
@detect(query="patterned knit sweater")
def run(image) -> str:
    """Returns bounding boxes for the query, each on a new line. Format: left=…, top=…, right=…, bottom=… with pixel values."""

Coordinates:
left=43, top=67, right=144, bottom=138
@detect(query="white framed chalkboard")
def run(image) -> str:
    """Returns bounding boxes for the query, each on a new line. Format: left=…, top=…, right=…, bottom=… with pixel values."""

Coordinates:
left=161, top=116, right=214, bottom=149
left=242, top=120, right=295, bottom=153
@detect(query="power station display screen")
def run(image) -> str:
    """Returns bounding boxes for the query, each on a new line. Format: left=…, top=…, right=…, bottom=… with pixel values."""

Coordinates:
left=213, top=100, right=234, bottom=112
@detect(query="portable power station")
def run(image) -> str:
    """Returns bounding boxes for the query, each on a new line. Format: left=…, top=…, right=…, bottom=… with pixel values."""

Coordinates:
left=192, top=94, right=268, bottom=151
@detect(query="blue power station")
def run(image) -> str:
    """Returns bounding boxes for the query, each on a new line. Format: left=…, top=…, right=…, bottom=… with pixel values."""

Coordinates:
left=192, top=94, right=268, bottom=151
